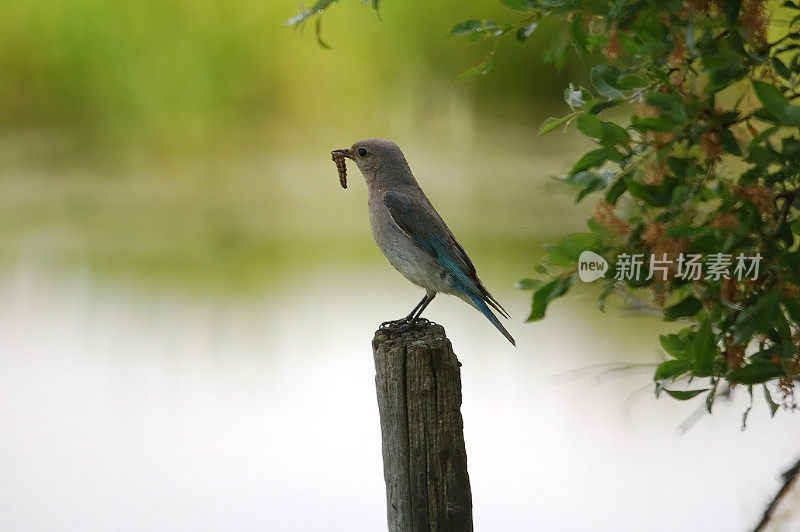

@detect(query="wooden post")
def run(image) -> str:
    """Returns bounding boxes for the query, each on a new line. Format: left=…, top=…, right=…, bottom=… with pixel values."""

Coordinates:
left=372, top=322, right=473, bottom=532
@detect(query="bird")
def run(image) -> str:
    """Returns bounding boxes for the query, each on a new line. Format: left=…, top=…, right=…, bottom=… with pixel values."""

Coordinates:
left=332, top=138, right=515, bottom=346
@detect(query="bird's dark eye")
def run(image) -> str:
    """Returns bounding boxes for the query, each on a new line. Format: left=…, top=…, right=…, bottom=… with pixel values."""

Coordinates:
left=357, top=147, right=368, bottom=157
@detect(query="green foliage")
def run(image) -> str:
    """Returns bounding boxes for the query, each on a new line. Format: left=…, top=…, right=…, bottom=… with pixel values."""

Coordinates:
left=527, top=275, right=574, bottom=320
left=285, top=0, right=380, bottom=48
left=473, top=0, right=800, bottom=412
left=288, top=0, right=800, bottom=416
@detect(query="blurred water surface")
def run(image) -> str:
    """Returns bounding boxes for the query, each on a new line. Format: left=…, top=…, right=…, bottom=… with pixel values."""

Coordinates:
left=1, top=262, right=799, bottom=531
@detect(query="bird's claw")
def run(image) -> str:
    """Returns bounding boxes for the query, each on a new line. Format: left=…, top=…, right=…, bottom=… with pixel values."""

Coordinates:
left=379, top=317, right=433, bottom=332
left=379, top=317, right=409, bottom=329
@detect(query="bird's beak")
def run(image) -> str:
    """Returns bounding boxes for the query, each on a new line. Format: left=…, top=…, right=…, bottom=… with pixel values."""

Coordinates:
left=332, top=148, right=354, bottom=160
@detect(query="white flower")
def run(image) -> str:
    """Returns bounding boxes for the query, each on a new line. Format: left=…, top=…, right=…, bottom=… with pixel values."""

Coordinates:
left=565, top=84, right=584, bottom=109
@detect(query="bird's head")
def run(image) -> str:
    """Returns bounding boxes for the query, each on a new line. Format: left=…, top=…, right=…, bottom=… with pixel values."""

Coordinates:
left=332, top=138, right=412, bottom=187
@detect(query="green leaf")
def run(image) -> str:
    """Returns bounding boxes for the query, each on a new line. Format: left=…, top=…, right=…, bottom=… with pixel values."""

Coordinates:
left=623, top=176, right=674, bottom=207
left=665, top=388, right=709, bottom=400
left=670, top=185, right=691, bottom=207
left=664, top=296, right=703, bottom=321
left=752, top=80, right=800, bottom=127
left=784, top=298, right=800, bottom=323
left=455, top=52, right=495, bottom=81
left=314, top=16, right=332, bottom=50
left=616, top=73, right=649, bottom=90
left=747, top=144, right=782, bottom=166
left=599, top=122, right=630, bottom=146
left=727, top=362, right=785, bottom=384
left=746, top=125, right=780, bottom=155
left=577, top=115, right=630, bottom=147
left=576, top=114, right=603, bottom=139
left=586, top=100, right=620, bottom=115
left=538, top=113, right=577, bottom=136
left=549, top=232, right=598, bottom=262
left=718, top=128, right=742, bottom=156
left=655, top=359, right=691, bottom=381
left=756, top=286, right=783, bottom=330
left=527, top=276, right=573, bottom=321
left=660, top=333, right=687, bottom=359
left=576, top=178, right=603, bottom=202
left=763, top=385, right=780, bottom=417
left=590, top=65, right=626, bottom=99
left=733, top=286, right=782, bottom=344
left=783, top=136, right=800, bottom=160
left=690, top=319, right=717, bottom=377
left=543, top=31, right=570, bottom=70
left=516, top=22, right=538, bottom=42
left=516, top=278, right=541, bottom=290
left=569, top=14, right=588, bottom=56
left=752, top=81, right=790, bottom=115
left=733, top=313, right=758, bottom=346
left=451, top=19, right=488, bottom=36
left=569, top=147, right=623, bottom=176
left=647, top=92, right=691, bottom=122
left=605, top=174, right=628, bottom=203
left=631, top=116, right=677, bottom=132
left=771, top=56, right=792, bottom=79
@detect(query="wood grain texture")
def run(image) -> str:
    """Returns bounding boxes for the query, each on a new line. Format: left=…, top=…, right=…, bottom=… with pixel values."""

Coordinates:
left=372, top=323, right=473, bottom=532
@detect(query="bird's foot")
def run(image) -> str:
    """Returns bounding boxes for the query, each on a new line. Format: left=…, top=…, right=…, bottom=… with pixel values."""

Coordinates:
left=379, top=317, right=433, bottom=333
left=379, top=317, right=410, bottom=329
left=407, top=317, right=432, bottom=329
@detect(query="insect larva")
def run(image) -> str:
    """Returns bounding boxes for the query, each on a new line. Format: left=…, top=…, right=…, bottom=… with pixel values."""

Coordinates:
left=331, top=150, right=347, bottom=189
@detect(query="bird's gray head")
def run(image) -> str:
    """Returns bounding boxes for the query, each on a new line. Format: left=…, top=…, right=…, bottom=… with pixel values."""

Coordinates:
left=332, top=138, right=414, bottom=188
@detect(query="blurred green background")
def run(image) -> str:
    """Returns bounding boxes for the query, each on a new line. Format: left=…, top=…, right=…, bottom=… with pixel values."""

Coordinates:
left=0, top=0, right=595, bottom=292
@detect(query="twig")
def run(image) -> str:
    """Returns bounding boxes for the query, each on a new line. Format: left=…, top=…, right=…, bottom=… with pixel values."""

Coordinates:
left=753, top=456, right=800, bottom=532
left=772, top=190, right=797, bottom=238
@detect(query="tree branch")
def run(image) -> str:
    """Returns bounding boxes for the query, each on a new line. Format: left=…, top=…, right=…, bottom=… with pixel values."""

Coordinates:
left=753, top=456, right=800, bottom=532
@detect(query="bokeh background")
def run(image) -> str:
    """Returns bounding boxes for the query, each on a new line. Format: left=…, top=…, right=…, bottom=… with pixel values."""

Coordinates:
left=1, top=1, right=798, bottom=530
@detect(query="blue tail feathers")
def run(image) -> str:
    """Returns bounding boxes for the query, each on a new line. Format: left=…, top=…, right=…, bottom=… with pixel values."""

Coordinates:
left=466, top=292, right=516, bottom=346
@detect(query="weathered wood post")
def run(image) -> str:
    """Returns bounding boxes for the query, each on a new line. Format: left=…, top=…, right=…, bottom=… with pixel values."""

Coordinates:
left=372, top=322, right=473, bottom=532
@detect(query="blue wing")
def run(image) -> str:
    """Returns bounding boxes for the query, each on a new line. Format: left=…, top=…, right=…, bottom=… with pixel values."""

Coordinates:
left=383, top=191, right=514, bottom=345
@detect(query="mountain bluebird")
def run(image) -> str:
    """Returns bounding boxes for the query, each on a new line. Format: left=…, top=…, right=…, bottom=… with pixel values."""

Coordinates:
left=332, top=138, right=515, bottom=346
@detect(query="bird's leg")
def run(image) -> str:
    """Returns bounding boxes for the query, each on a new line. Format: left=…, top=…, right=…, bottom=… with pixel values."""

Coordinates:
left=381, top=293, right=437, bottom=332
left=399, top=292, right=436, bottom=331
left=406, top=292, right=436, bottom=323
left=380, top=293, right=434, bottom=329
